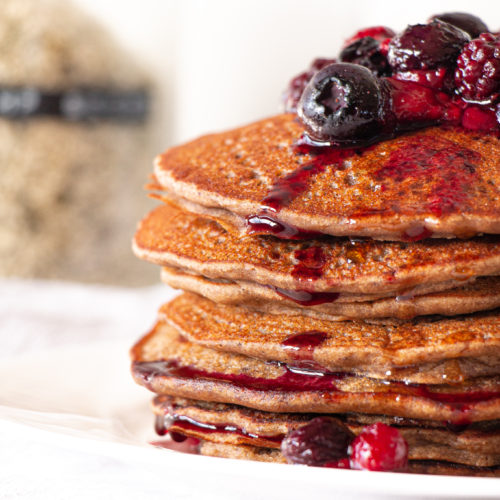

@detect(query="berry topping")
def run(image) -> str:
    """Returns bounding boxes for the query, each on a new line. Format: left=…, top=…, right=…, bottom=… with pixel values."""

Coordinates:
left=349, top=423, right=408, bottom=472
left=461, top=105, right=498, bottom=131
left=343, top=26, right=395, bottom=46
left=385, top=78, right=461, bottom=127
left=340, top=37, right=391, bottom=76
left=283, top=58, right=336, bottom=113
left=298, top=63, right=388, bottom=145
left=430, top=12, right=489, bottom=39
left=392, top=67, right=454, bottom=92
left=388, top=21, right=470, bottom=71
left=455, top=33, right=500, bottom=104
left=281, top=417, right=354, bottom=466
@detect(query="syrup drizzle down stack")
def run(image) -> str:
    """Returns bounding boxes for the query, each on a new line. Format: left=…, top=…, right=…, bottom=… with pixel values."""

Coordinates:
left=131, top=11, right=500, bottom=475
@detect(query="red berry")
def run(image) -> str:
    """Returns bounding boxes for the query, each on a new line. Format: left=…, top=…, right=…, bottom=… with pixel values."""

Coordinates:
left=349, top=423, right=408, bottom=472
left=281, top=417, right=354, bottom=466
left=344, top=26, right=395, bottom=46
left=455, top=33, right=500, bottom=104
left=393, top=67, right=455, bottom=92
left=461, top=105, right=498, bottom=131
left=323, top=458, right=351, bottom=469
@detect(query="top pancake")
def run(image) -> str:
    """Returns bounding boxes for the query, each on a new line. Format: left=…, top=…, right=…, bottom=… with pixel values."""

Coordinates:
left=154, top=114, right=500, bottom=241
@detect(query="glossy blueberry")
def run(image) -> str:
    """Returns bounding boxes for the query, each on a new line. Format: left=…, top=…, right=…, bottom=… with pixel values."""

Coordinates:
left=388, top=21, right=470, bottom=71
left=297, top=63, right=387, bottom=145
left=430, top=12, right=489, bottom=38
left=281, top=417, right=354, bottom=466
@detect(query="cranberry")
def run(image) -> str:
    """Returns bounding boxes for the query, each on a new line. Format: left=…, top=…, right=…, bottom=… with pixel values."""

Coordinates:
left=430, top=12, right=489, bottom=39
left=343, top=26, right=395, bottom=46
left=340, top=37, right=391, bottom=76
left=349, top=423, right=408, bottom=472
left=298, top=63, right=389, bottom=145
left=281, top=417, right=354, bottom=466
left=283, top=58, right=336, bottom=113
left=388, top=21, right=470, bottom=71
left=455, top=33, right=500, bottom=104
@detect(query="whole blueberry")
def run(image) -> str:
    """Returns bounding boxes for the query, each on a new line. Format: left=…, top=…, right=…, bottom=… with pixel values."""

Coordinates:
left=340, top=37, right=391, bottom=76
left=297, top=63, right=388, bottom=145
left=388, top=21, right=470, bottom=71
left=430, top=12, right=489, bottom=39
left=281, top=417, right=354, bottom=466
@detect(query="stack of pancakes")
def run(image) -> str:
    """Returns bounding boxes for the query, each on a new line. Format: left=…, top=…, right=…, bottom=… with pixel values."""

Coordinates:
left=131, top=114, right=500, bottom=476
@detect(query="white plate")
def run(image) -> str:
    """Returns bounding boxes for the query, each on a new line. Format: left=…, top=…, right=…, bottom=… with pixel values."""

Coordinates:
left=0, top=341, right=498, bottom=500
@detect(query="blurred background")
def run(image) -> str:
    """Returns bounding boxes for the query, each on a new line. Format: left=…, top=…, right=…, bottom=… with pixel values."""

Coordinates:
left=1, top=0, right=499, bottom=286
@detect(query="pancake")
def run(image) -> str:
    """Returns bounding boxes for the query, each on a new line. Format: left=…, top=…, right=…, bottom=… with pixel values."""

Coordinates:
left=197, top=442, right=500, bottom=477
left=161, top=266, right=500, bottom=320
left=153, top=114, right=500, bottom=241
left=133, top=203, right=500, bottom=295
left=130, top=320, right=500, bottom=423
left=159, top=293, right=500, bottom=383
left=152, top=395, right=500, bottom=467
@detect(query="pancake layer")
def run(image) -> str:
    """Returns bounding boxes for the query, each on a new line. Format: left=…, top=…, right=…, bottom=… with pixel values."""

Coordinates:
left=133, top=203, right=500, bottom=296
left=161, top=266, right=500, bottom=320
left=159, top=293, right=500, bottom=381
left=131, top=319, right=500, bottom=423
left=153, top=115, right=500, bottom=241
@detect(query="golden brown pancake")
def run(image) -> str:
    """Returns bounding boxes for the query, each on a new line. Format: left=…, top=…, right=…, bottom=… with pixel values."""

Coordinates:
left=159, top=293, right=500, bottom=382
left=152, top=395, right=500, bottom=467
left=130, top=320, right=500, bottom=423
left=153, top=114, right=500, bottom=241
left=161, top=266, right=500, bottom=320
left=133, top=204, right=500, bottom=295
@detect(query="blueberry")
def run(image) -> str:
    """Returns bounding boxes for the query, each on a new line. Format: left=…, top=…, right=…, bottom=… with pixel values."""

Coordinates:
left=388, top=21, right=470, bottom=72
left=297, top=63, right=388, bottom=145
left=340, top=37, right=391, bottom=76
left=281, top=417, right=354, bottom=466
left=430, top=12, right=489, bottom=38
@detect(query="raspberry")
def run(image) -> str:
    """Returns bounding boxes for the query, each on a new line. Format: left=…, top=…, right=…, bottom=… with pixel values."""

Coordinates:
left=281, top=417, right=354, bottom=466
left=349, top=423, right=408, bottom=472
left=455, top=33, right=500, bottom=103
left=283, top=58, right=336, bottom=113
left=388, top=21, right=470, bottom=72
